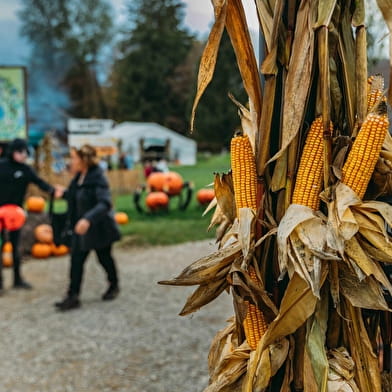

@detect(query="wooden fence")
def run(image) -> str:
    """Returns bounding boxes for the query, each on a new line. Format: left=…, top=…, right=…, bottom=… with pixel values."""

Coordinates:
left=27, top=169, right=143, bottom=198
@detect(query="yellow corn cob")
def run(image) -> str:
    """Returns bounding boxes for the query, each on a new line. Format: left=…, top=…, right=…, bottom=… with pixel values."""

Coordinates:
left=342, top=102, right=389, bottom=199
left=367, top=75, right=384, bottom=114
left=230, top=133, right=257, bottom=214
left=242, top=267, right=268, bottom=350
left=292, top=116, right=332, bottom=211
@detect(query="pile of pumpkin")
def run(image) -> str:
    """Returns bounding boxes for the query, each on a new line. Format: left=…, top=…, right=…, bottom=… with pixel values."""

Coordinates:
left=146, top=171, right=183, bottom=210
left=145, top=171, right=215, bottom=210
left=32, top=224, right=69, bottom=258
left=25, top=196, right=69, bottom=259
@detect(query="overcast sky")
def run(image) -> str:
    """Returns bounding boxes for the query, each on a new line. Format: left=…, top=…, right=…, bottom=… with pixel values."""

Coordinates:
left=0, top=0, right=259, bottom=65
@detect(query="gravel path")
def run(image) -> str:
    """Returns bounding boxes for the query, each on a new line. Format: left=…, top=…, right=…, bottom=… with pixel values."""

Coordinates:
left=0, top=240, right=233, bottom=392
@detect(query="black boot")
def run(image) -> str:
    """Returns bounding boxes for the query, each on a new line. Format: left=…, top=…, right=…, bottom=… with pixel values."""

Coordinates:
left=13, top=279, right=33, bottom=290
left=102, top=284, right=120, bottom=301
left=55, top=295, right=81, bottom=311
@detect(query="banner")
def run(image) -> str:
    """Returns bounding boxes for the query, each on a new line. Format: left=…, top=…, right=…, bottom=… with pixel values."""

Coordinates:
left=0, top=66, right=27, bottom=141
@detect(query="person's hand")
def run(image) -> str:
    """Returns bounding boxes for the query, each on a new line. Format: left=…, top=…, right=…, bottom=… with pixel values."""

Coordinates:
left=74, top=218, right=90, bottom=235
left=54, top=185, right=65, bottom=199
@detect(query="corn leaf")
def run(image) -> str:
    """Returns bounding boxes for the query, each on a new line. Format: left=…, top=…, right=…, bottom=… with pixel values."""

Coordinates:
left=238, top=207, right=256, bottom=262
left=327, top=348, right=360, bottom=391
left=337, top=4, right=357, bottom=132
left=208, top=318, right=236, bottom=377
left=205, top=342, right=250, bottom=392
left=306, top=291, right=329, bottom=392
left=214, top=172, right=236, bottom=223
left=352, top=0, right=365, bottom=27
left=375, top=0, right=392, bottom=105
left=225, top=0, right=262, bottom=123
left=254, top=0, right=274, bottom=52
left=343, top=300, right=382, bottom=391
left=339, top=264, right=389, bottom=311
left=179, top=278, right=229, bottom=316
left=158, top=242, right=241, bottom=286
left=228, top=93, right=256, bottom=154
left=314, top=0, right=337, bottom=28
left=259, top=271, right=326, bottom=351
left=190, top=0, right=227, bottom=131
left=260, top=0, right=285, bottom=76
left=268, top=0, right=316, bottom=163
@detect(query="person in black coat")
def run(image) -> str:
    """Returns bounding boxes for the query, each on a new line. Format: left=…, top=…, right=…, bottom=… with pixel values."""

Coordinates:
left=0, top=138, right=58, bottom=291
left=55, top=145, right=121, bottom=311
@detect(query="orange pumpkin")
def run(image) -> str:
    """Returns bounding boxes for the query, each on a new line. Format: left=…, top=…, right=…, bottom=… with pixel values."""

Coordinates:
left=31, top=243, right=52, bottom=258
left=115, top=212, right=129, bottom=225
left=2, top=241, right=13, bottom=267
left=146, top=192, right=169, bottom=211
left=51, top=243, right=69, bottom=256
left=34, top=224, right=54, bottom=244
left=26, top=196, right=46, bottom=213
left=196, top=188, right=215, bottom=205
left=147, top=172, right=166, bottom=191
left=162, top=172, right=183, bottom=196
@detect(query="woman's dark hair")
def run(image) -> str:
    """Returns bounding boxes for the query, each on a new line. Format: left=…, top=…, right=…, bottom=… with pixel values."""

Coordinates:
left=71, top=145, right=99, bottom=168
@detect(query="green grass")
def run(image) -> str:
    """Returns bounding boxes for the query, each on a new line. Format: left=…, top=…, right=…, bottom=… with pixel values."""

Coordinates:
left=114, top=153, right=230, bottom=246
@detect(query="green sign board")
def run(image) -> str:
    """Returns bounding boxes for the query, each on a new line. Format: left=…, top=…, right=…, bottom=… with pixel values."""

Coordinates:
left=0, top=66, right=28, bottom=141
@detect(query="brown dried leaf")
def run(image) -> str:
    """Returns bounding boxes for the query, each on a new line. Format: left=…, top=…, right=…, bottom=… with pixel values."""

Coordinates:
left=254, top=0, right=274, bottom=52
left=238, top=207, right=256, bottom=263
left=228, top=93, right=256, bottom=153
left=208, top=317, right=236, bottom=377
left=375, top=0, right=392, bottom=106
left=339, top=263, right=389, bottom=311
left=214, top=173, right=236, bottom=223
left=158, top=242, right=241, bottom=286
left=205, top=341, right=250, bottom=392
left=338, top=4, right=357, bottom=132
left=190, top=0, right=227, bottom=131
left=179, top=278, right=229, bottom=316
left=314, top=0, right=337, bottom=28
left=225, top=0, right=262, bottom=122
left=260, top=271, right=326, bottom=351
left=306, top=290, right=329, bottom=392
left=352, top=0, right=365, bottom=27
left=268, top=0, right=316, bottom=163
left=343, top=300, right=382, bottom=391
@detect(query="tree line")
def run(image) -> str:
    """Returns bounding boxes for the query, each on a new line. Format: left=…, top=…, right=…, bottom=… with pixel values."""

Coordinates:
left=19, top=0, right=247, bottom=151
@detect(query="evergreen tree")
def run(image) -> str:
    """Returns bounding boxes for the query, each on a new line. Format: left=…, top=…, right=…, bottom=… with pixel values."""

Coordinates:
left=111, top=0, right=194, bottom=133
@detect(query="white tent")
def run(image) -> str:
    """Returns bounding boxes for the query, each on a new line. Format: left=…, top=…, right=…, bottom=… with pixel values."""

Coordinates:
left=106, top=122, right=197, bottom=165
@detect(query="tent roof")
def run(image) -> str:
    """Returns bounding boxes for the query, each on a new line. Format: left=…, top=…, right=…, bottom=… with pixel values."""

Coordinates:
left=108, top=122, right=196, bottom=146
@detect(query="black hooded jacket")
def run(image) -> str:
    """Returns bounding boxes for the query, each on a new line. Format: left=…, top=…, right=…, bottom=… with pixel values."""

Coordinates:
left=0, top=158, right=53, bottom=206
left=65, top=165, right=121, bottom=251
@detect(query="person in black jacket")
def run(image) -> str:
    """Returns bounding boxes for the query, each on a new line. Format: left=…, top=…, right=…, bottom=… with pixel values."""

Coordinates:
left=0, top=138, right=58, bottom=290
left=55, top=145, right=121, bottom=311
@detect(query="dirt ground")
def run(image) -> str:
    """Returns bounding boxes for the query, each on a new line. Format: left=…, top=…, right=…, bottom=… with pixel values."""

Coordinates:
left=0, top=240, right=232, bottom=392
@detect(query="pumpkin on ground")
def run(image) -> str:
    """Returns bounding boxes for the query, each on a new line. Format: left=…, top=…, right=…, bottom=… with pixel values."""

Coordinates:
left=196, top=188, right=215, bottom=205
left=26, top=196, right=46, bottom=213
left=115, top=212, right=129, bottom=225
left=147, top=171, right=184, bottom=196
left=51, top=243, right=69, bottom=256
left=146, top=192, right=169, bottom=211
left=162, top=172, right=183, bottom=195
left=2, top=241, right=13, bottom=267
left=147, top=172, right=166, bottom=191
left=34, top=224, right=53, bottom=244
left=31, top=243, right=52, bottom=258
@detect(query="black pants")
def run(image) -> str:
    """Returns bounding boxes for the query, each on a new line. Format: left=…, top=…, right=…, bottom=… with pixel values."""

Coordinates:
left=0, top=229, right=23, bottom=288
left=68, top=240, right=119, bottom=296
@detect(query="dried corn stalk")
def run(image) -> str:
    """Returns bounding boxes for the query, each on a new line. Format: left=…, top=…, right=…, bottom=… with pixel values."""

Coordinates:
left=160, top=0, right=392, bottom=390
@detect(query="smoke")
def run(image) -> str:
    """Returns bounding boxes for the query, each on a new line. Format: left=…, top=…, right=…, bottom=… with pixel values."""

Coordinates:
left=27, top=48, right=71, bottom=138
